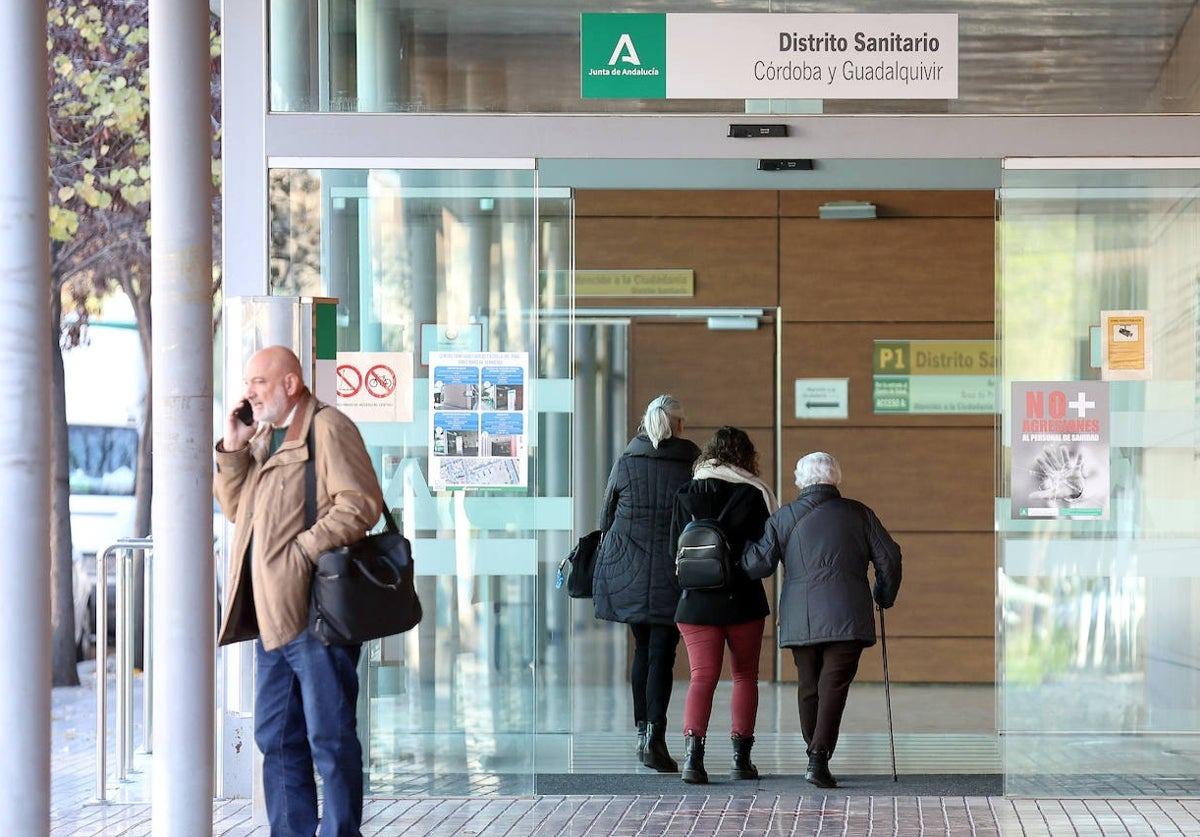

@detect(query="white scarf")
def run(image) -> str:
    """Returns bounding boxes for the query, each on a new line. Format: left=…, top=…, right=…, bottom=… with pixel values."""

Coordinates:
left=692, top=459, right=780, bottom=514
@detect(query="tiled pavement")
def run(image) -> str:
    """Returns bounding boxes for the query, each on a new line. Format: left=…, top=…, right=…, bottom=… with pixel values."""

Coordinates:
left=49, top=795, right=1200, bottom=835
left=53, top=664, right=1200, bottom=835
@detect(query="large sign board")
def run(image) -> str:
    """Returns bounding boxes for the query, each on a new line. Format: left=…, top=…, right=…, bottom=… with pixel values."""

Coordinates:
left=873, top=340, right=997, bottom=414
left=581, top=13, right=958, bottom=100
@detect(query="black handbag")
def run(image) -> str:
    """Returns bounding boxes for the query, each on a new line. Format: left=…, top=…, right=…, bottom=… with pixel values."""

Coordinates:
left=304, top=412, right=422, bottom=645
left=556, top=530, right=601, bottom=599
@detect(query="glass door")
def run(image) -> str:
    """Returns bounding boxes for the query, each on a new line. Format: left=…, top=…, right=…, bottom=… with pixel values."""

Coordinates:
left=997, top=159, right=1200, bottom=796
left=268, top=163, right=574, bottom=796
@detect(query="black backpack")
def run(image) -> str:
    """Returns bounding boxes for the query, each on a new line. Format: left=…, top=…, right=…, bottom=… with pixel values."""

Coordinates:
left=675, top=492, right=739, bottom=591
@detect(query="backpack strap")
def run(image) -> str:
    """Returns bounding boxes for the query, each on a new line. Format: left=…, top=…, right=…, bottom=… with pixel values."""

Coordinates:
left=711, top=485, right=743, bottom=527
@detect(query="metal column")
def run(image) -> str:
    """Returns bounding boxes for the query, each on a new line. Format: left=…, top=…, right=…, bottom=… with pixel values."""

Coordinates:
left=0, top=2, right=52, bottom=832
left=149, top=0, right=216, bottom=833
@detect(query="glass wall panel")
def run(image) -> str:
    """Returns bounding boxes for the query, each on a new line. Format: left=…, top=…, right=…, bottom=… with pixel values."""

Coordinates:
left=269, top=166, right=572, bottom=796
left=269, top=1, right=1200, bottom=114
left=998, top=163, right=1200, bottom=796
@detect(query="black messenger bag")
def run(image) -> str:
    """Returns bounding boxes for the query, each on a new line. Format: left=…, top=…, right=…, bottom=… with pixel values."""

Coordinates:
left=556, top=529, right=601, bottom=598
left=304, top=414, right=422, bottom=646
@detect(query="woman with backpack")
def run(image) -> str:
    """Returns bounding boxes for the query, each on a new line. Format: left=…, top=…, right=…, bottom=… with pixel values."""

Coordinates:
left=593, top=394, right=701, bottom=772
left=670, top=426, right=778, bottom=785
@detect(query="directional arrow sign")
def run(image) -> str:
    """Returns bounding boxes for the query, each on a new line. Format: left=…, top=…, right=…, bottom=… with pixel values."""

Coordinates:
left=795, top=379, right=849, bottom=420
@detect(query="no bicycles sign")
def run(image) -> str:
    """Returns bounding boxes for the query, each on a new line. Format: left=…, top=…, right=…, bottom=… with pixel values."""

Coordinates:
left=335, top=352, right=413, bottom=422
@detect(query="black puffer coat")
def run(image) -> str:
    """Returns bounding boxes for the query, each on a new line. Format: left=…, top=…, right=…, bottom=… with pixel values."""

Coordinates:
left=593, top=434, right=701, bottom=625
left=742, top=484, right=902, bottom=647
left=670, top=479, right=771, bottom=626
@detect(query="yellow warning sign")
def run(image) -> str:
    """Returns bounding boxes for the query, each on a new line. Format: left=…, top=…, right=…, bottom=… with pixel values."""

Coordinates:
left=1101, top=310, right=1151, bottom=381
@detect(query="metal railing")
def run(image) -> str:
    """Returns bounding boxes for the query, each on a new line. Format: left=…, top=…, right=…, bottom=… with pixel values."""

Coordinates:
left=94, top=537, right=153, bottom=803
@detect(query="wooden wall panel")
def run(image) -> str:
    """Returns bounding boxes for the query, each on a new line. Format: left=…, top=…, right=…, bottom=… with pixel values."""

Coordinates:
left=779, top=218, right=994, bottom=322
left=630, top=322, right=776, bottom=432
left=782, top=322, right=996, bottom=429
left=577, top=190, right=778, bottom=218
left=779, top=190, right=994, bottom=218
left=576, top=217, right=779, bottom=308
left=882, top=533, right=995, bottom=638
left=781, top=428, right=994, bottom=533
left=580, top=187, right=999, bottom=684
left=778, top=638, right=995, bottom=683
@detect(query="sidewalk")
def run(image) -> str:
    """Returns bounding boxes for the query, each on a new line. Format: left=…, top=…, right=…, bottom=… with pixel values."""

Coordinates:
left=48, top=795, right=1200, bottom=836
left=50, top=666, right=1200, bottom=835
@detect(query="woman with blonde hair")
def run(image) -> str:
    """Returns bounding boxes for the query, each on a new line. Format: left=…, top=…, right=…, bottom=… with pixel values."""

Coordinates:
left=593, top=395, right=699, bottom=772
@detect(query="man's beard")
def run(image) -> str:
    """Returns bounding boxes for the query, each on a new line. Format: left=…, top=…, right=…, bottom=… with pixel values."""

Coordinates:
left=258, top=390, right=291, bottom=424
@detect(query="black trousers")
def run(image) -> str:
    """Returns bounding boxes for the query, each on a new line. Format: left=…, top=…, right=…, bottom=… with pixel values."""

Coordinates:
left=629, top=623, right=680, bottom=726
left=791, top=641, right=864, bottom=756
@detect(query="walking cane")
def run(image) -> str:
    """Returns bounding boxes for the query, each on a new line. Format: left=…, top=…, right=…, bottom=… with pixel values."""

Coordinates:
left=879, top=605, right=898, bottom=782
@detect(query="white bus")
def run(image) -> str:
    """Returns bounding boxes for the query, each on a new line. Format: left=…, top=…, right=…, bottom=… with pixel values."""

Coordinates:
left=64, top=321, right=145, bottom=658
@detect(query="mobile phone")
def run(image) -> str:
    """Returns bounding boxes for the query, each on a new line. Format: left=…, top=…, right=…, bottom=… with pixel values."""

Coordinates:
left=235, top=399, right=254, bottom=426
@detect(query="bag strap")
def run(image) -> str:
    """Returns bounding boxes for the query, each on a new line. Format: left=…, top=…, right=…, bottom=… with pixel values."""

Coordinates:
left=305, top=404, right=400, bottom=535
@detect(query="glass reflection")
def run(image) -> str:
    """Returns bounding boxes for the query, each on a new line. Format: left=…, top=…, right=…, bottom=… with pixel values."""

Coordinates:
left=998, top=167, right=1200, bottom=795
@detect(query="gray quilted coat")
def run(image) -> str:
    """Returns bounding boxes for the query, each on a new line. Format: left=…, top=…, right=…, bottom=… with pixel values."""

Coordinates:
left=593, top=434, right=701, bottom=625
left=742, top=484, right=902, bottom=648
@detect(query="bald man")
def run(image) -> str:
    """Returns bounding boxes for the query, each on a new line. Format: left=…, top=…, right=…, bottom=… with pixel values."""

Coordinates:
left=214, top=345, right=383, bottom=837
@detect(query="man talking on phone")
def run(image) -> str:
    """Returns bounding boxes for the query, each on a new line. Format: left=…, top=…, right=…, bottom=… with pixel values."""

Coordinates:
left=214, top=345, right=383, bottom=837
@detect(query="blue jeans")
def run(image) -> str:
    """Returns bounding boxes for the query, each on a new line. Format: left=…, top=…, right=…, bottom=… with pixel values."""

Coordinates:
left=255, top=632, right=363, bottom=837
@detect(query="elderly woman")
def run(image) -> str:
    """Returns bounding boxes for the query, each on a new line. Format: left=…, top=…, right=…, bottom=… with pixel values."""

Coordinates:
left=593, top=394, right=700, bottom=772
left=742, top=452, right=902, bottom=788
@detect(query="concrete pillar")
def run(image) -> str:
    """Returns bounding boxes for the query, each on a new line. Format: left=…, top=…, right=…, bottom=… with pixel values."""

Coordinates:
left=0, top=2, right=51, bottom=832
left=356, top=0, right=412, bottom=111
left=269, top=0, right=312, bottom=111
left=149, top=1, right=215, bottom=833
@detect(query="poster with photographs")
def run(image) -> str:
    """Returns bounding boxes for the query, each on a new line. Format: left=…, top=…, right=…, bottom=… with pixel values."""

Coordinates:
left=428, top=351, right=528, bottom=489
left=1011, top=381, right=1109, bottom=520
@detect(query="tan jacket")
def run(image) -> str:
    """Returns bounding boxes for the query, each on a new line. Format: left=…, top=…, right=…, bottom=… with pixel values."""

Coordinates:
left=213, top=392, right=383, bottom=650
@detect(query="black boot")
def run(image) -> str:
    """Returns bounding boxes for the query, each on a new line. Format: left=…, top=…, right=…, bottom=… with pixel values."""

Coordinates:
left=642, top=722, right=679, bottom=772
left=636, top=721, right=647, bottom=764
left=731, top=734, right=759, bottom=780
left=681, top=733, right=708, bottom=784
left=805, top=750, right=837, bottom=789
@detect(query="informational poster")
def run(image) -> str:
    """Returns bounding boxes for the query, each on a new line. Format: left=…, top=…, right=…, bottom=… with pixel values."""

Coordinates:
left=1101, top=310, right=1152, bottom=381
left=795, top=379, right=849, bottom=419
left=1011, top=381, right=1109, bottom=520
left=429, top=351, right=528, bottom=489
left=873, top=339, right=998, bottom=414
left=335, top=351, right=414, bottom=423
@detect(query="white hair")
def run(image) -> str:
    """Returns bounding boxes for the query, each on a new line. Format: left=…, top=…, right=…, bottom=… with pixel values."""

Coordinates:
left=794, top=452, right=842, bottom=489
left=640, top=394, right=684, bottom=449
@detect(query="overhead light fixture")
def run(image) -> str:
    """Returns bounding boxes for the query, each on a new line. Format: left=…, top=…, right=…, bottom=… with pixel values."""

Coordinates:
left=818, top=201, right=876, bottom=220
left=707, top=316, right=759, bottom=331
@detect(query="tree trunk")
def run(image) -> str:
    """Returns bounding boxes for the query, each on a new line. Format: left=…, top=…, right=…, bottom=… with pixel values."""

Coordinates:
left=131, top=291, right=152, bottom=669
left=49, top=290, right=80, bottom=687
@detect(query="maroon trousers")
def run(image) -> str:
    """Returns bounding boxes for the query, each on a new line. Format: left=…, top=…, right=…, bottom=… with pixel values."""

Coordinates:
left=677, top=618, right=765, bottom=738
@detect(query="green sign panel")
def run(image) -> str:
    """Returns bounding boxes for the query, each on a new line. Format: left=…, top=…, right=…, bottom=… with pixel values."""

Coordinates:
left=872, top=339, right=998, bottom=414
left=580, top=13, right=667, bottom=99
